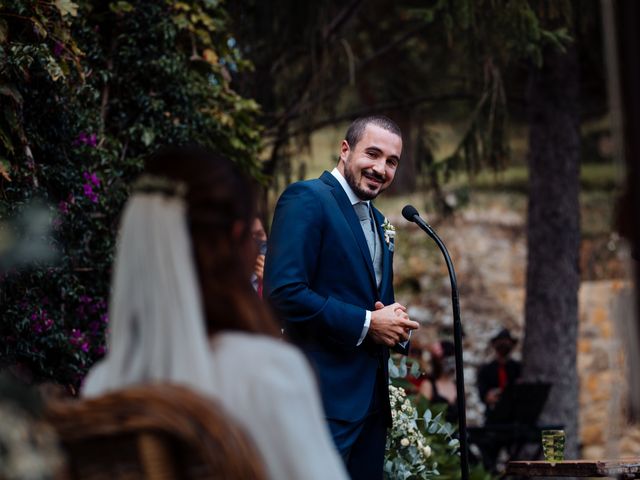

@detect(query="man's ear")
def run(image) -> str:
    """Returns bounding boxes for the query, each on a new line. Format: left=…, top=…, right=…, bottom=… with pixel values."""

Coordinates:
left=339, top=140, right=350, bottom=164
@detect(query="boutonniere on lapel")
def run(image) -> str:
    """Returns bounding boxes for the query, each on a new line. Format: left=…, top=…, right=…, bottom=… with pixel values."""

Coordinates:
left=382, top=218, right=395, bottom=252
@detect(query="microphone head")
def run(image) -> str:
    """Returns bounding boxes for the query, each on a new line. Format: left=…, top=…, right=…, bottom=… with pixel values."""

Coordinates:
left=402, top=204, right=420, bottom=222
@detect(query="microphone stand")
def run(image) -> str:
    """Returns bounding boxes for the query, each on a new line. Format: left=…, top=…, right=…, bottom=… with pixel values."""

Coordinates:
left=412, top=217, right=470, bottom=480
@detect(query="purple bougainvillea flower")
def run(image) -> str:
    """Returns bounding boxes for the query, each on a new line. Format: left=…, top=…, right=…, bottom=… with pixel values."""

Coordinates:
left=30, top=310, right=54, bottom=334
left=82, top=183, right=99, bottom=203
left=83, top=172, right=101, bottom=187
left=69, top=329, right=90, bottom=353
left=53, top=41, right=64, bottom=57
left=58, top=200, right=69, bottom=214
left=82, top=172, right=100, bottom=203
left=74, top=132, right=98, bottom=148
left=96, top=345, right=106, bottom=356
left=79, top=295, right=92, bottom=303
left=73, top=132, right=88, bottom=146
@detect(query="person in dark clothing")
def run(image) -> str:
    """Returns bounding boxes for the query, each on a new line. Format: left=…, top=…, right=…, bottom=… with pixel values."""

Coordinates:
left=475, top=328, right=522, bottom=472
left=477, top=329, right=522, bottom=422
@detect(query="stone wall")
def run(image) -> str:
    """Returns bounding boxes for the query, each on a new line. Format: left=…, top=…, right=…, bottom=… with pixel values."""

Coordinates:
left=578, top=280, right=638, bottom=459
left=389, top=195, right=636, bottom=457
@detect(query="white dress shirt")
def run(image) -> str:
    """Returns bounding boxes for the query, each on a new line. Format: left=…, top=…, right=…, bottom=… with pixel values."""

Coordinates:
left=330, top=168, right=410, bottom=349
left=330, top=168, right=373, bottom=346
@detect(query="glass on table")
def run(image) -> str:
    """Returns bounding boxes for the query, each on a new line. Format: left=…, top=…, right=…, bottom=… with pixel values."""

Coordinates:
left=541, top=429, right=565, bottom=464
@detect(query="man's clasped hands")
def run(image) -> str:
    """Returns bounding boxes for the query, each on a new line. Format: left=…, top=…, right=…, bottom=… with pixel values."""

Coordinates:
left=368, top=302, right=419, bottom=347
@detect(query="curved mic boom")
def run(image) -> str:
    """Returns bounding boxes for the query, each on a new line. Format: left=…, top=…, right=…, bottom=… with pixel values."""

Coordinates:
left=401, top=203, right=470, bottom=480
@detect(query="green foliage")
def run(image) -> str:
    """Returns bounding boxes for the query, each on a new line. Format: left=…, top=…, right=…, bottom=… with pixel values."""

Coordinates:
left=388, top=356, right=495, bottom=480
left=0, top=0, right=261, bottom=389
left=229, top=0, right=576, bottom=202
left=410, top=0, right=573, bottom=181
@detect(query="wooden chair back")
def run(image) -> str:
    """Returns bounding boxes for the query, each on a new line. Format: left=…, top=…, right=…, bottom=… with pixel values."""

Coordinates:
left=45, top=384, right=267, bottom=480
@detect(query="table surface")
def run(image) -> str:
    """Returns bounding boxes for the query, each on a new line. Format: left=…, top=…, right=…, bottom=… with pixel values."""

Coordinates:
left=506, top=459, right=640, bottom=477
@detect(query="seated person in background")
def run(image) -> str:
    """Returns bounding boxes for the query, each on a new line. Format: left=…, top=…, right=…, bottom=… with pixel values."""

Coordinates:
left=406, top=343, right=427, bottom=393
left=82, top=147, right=348, bottom=480
left=477, top=328, right=521, bottom=423
left=251, top=217, right=267, bottom=297
left=419, top=340, right=458, bottom=424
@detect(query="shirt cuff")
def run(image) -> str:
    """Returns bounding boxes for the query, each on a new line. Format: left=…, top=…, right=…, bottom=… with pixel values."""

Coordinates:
left=356, top=310, right=371, bottom=346
left=398, top=329, right=412, bottom=348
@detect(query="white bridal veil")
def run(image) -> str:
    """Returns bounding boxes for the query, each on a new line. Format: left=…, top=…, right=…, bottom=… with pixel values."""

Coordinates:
left=82, top=180, right=215, bottom=397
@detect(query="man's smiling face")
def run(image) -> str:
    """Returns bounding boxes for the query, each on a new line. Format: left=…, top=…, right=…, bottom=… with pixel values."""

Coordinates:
left=338, top=123, right=402, bottom=201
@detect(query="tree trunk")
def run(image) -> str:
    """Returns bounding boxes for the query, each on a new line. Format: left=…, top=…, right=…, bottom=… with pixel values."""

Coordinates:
left=386, top=111, right=417, bottom=195
left=521, top=45, right=581, bottom=459
left=608, top=0, right=640, bottom=420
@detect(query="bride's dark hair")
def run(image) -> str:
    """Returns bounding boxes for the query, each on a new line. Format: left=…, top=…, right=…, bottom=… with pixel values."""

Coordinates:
left=144, top=146, right=280, bottom=337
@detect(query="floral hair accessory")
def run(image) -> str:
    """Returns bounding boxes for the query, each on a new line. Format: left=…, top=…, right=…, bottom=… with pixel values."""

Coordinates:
left=132, top=174, right=187, bottom=198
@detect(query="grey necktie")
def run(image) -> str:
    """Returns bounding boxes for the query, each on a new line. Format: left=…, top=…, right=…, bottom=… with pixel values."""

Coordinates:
left=354, top=202, right=375, bottom=260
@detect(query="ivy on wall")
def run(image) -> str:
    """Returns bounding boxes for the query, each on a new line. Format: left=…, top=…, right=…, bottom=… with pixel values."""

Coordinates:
left=0, top=0, right=262, bottom=390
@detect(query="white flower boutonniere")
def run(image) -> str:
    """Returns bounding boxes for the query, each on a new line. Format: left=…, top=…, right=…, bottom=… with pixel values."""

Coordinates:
left=382, top=218, right=395, bottom=252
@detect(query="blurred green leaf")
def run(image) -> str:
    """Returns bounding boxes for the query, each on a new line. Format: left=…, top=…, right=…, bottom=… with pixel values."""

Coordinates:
left=0, top=156, right=11, bottom=181
left=109, top=1, right=134, bottom=14
left=0, top=19, right=8, bottom=44
left=0, top=126, right=14, bottom=153
left=55, top=0, right=79, bottom=17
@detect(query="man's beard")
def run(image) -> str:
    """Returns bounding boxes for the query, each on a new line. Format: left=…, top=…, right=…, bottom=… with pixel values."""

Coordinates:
left=344, top=163, right=385, bottom=201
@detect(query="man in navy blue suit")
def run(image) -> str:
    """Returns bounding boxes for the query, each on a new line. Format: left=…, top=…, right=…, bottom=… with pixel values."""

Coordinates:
left=265, top=116, right=419, bottom=479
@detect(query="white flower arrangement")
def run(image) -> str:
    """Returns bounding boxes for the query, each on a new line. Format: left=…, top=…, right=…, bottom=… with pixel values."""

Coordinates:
left=382, top=218, right=395, bottom=252
left=385, top=385, right=436, bottom=479
left=385, top=354, right=463, bottom=480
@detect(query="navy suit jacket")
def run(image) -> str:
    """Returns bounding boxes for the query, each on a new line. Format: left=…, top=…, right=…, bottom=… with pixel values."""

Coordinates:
left=265, top=171, right=403, bottom=423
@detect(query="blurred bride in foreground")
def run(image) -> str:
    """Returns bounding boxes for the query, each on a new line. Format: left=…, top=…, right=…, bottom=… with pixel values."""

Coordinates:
left=82, top=147, right=347, bottom=480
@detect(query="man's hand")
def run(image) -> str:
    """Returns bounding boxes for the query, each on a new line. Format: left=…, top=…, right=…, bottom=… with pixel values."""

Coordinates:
left=254, top=254, right=265, bottom=281
left=485, top=388, right=502, bottom=406
left=368, top=301, right=419, bottom=347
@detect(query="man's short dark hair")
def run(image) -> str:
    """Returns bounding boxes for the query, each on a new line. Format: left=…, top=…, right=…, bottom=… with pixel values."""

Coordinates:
left=344, top=115, right=402, bottom=148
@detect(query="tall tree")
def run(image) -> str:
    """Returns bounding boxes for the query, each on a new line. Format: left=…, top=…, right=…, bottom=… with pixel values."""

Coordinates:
left=521, top=39, right=581, bottom=457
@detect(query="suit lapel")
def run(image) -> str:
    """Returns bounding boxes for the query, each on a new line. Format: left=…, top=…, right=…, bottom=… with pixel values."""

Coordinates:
left=320, top=171, right=377, bottom=289
left=372, top=206, right=392, bottom=296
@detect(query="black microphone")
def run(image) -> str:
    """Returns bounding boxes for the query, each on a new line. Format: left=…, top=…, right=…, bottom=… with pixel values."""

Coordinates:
left=401, top=204, right=419, bottom=222
left=402, top=204, right=436, bottom=238
left=402, top=204, right=470, bottom=480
